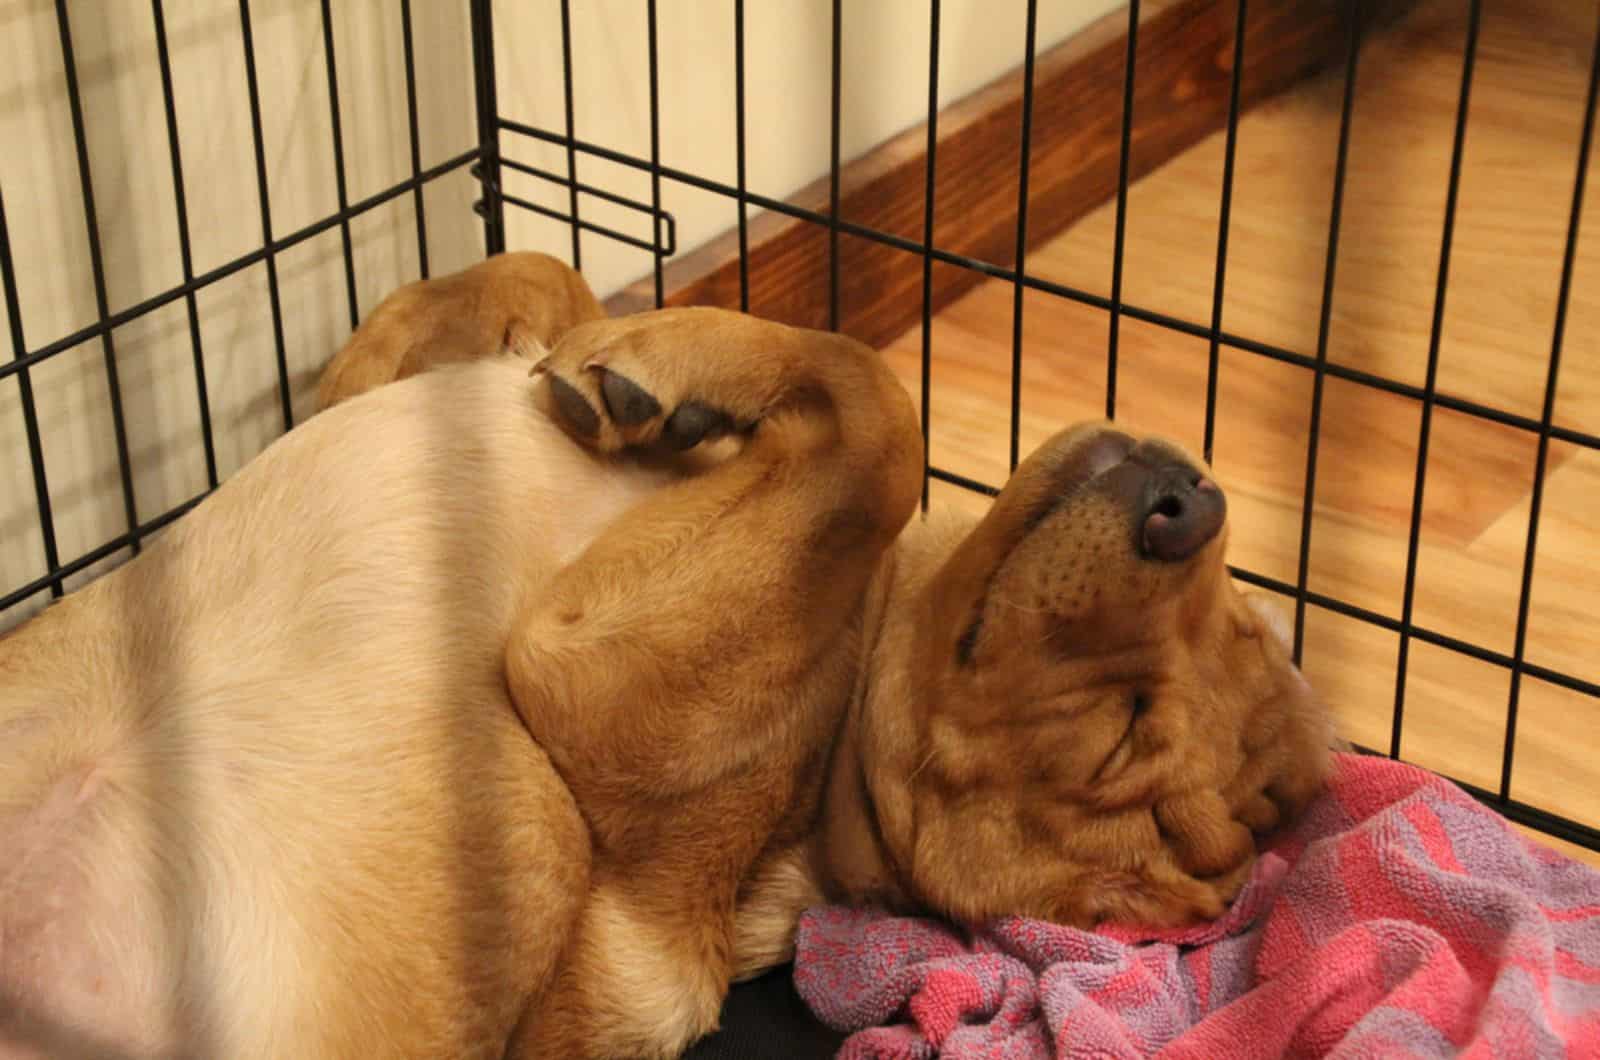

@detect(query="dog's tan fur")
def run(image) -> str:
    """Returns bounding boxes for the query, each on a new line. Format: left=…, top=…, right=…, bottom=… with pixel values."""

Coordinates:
left=0, top=255, right=1334, bottom=1059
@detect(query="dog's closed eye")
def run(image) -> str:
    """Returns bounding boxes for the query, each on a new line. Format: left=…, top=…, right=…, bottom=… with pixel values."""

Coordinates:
left=1130, top=691, right=1152, bottom=718
left=955, top=613, right=983, bottom=666
left=1090, top=690, right=1150, bottom=785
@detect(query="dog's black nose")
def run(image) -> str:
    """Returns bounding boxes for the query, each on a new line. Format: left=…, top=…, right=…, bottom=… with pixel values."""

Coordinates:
left=1139, top=465, right=1225, bottom=562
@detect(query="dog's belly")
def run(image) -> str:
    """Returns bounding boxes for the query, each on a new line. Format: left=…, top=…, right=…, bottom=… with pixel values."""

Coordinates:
left=0, top=359, right=663, bottom=1058
left=1, top=765, right=179, bottom=1059
left=2, top=670, right=588, bottom=1060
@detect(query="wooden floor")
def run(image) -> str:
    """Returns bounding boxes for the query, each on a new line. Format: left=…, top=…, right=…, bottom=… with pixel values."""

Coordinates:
left=880, top=0, right=1600, bottom=866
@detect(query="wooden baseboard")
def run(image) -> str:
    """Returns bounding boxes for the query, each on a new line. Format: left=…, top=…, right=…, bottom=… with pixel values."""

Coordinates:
left=606, top=0, right=1415, bottom=348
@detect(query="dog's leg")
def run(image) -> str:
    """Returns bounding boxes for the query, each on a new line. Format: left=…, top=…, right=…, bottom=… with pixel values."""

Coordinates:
left=503, top=308, right=922, bottom=1059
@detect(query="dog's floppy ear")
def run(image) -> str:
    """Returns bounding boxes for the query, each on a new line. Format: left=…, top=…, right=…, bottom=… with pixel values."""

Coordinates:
left=1235, top=591, right=1347, bottom=821
left=1240, top=591, right=1341, bottom=741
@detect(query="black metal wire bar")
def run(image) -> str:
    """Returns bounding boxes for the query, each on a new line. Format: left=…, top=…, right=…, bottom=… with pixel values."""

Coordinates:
left=0, top=151, right=479, bottom=386
left=494, top=120, right=1600, bottom=454
left=1112, top=302, right=1600, bottom=450
left=1008, top=0, right=1039, bottom=472
left=1203, top=0, right=1248, bottom=464
left=1499, top=10, right=1600, bottom=802
left=829, top=0, right=843, bottom=331
left=647, top=0, right=665, bottom=307
left=1105, top=0, right=1140, bottom=420
left=151, top=0, right=219, bottom=491
left=734, top=0, right=750, bottom=312
left=1392, top=0, right=1482, bottom=760
left=1, top=491, right=209, bottom=616
left=491, top=191, right=663, bottom=254
left=54, top=0, right=141, bottom=552
left=0, top=185, right=62, bottom=594
left=317, top=0, right=360, bottom=329
left=559, top=0, right=583, bottom=269
left=494, top=157, right=676, bottom=248
left=1224, top=565, right=1600, bottom=700
left=1292, top=3, right=1364, bottom=666
left=470, top=0, right=504, bottom=255
left=237, top=0, right=293, bottom=431
left=494, top=157, right=641, bottom=215
left=920, top=0, right=941, bottom=511
left=928, top=465, right=1001, bottom=498
left=399, top=0, right=430, bottom=278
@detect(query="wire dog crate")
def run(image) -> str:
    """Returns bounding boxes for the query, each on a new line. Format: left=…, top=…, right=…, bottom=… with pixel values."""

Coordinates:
left=2, top=0, right=1597, bottom=862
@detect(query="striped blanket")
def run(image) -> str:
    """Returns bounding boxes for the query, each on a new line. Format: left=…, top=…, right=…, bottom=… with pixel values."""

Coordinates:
left=793, top=753, right=1600, bottom=1058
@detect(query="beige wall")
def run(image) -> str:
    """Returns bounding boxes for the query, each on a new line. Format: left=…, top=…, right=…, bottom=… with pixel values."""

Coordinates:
left=495, top=0, right=1121, bottom=296
left=1, top=0, right=1118, bottom=629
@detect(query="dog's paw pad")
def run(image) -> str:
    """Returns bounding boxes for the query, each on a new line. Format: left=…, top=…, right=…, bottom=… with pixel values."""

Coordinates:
left=548, top=373, right=601, bottom=439
left=599, top=369, right=663, bottom=428
left=536, top=346, right=736, bottom=453
left=663, top=402, right=732, bottom=451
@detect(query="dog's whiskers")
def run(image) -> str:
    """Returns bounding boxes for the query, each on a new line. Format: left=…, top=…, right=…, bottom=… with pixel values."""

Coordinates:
left=907, top=747, right=938, bottom=784
left=990, top=590, right=1051, bottom=617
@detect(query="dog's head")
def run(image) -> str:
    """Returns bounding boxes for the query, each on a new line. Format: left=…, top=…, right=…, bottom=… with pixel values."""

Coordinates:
left=854, top=422, right=1335, bottom=929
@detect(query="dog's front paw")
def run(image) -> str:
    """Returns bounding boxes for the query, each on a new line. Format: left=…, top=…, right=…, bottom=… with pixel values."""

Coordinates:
left=532, top=347, right=736, bottom=454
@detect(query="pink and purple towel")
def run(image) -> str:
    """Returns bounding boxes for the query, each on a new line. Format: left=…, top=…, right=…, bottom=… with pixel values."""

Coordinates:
left=793, top=753, right=1600, bottom=1058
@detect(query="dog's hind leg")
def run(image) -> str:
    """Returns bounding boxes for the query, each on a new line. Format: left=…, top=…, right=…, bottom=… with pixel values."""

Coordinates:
left=503, top=307, right=922, bottom=1058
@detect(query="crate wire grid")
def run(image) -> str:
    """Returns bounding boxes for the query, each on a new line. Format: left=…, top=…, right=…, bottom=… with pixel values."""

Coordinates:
left=2, top=0, right=1598, bottom=855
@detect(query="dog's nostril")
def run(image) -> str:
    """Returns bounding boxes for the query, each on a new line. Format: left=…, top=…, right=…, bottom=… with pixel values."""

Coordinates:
left=1140, top=467, right=1226, bottom=562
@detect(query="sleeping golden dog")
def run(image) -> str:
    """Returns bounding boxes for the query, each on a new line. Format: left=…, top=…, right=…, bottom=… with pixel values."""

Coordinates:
left=0, top=253, right=1334, bottom=1059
